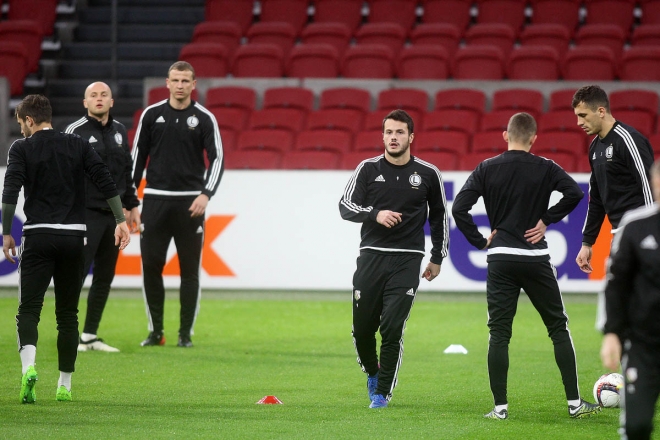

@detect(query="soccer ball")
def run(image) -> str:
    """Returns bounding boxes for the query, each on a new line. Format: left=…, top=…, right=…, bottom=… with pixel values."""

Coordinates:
left=593, top=373, right=624, bottom=408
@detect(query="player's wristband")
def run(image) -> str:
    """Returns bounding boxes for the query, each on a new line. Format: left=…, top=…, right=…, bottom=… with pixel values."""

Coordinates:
left=1, top=203, right=16, bottom=235
left=106, top=195, right=126, bottom=224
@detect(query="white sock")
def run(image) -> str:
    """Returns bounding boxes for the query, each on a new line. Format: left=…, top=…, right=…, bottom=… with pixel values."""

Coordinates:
left=81, top=333, right=97, bottom=342
left=58, top=372, right=72, bottom=391
left=19, top=345, right=36, bottom=375
left=495, top=404, right=508, bottom=412
left=568, top=399, right=581, bottom=407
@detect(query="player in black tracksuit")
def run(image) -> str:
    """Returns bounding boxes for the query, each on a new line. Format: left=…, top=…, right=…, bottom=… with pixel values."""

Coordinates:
left=452, top=113, right=600, bottom=419
left=65, top=82, right=140, bottom=352
left=339, top=110, right=448, bottom=408
left=2, top=95, right=129, bottom=402
left=600, top=161, right=660, bottom=440
left=132, top=62, right=223, bottom=348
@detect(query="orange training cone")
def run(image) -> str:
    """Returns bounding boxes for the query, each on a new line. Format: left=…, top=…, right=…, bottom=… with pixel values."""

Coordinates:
left=257, top=395, right=283, bottom=404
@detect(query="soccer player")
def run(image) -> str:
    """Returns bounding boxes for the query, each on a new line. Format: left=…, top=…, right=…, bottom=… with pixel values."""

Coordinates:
left=339, top=109, right=448, bottom=408
left=65, top=81, right=141, bottom=353
left=452, top=112, right=600, bottom=419
left=132, top=61, right=223, bottom=348
left=600, top=159, right=660, bottom=440
left=2, top=95, right=130, bottom=403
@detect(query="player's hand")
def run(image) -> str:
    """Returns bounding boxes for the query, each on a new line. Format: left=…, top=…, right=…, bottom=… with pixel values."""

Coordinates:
left=422, top=262, right=441, bottom=281
left=189, top=194, right=209, bottom=218
left=114, top=222, right=131, bottom=250
left=376, top=210, right=402, bottom=228
left=482, top=229, right=497, bottom=250
left=127, top=207, right=141, bottom=233
left=524, top=220, right=547, bottom=244
left=600, top=333, right=622, bottom=372
left=3, top=235, right=16, bottom=264
left=576, top=245, right=593, bottom=273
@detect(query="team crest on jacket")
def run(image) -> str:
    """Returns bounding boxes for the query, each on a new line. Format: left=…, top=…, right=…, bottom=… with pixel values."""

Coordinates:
left=354, top=290, right=361, bottom=301
left=114, top=132, right=123, bottom=146
left=187, top=115, right=199, bottom=129
left=606, top=145, right=613, bottom=159
left=409, top=173, right=422, bottom=187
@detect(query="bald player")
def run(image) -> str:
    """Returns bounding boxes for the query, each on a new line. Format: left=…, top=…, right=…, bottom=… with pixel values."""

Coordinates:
left=65, top=82, right=141, bottom=352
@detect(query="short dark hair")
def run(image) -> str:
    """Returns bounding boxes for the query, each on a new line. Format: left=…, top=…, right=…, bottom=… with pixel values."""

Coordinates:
left=382, top=109, right=414, bottom=134
left=507, top=112, right=537, bottom=144
left=16, top=94, right=52, bottom=124
left=572, top=85, right=610, bottom=113
left=168, top=61, right=196, bottom=80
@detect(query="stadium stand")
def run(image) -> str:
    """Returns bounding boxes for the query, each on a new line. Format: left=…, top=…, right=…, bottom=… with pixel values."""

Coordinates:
left=259, top=0, right=310, bottom=34
left=205, top=0, right=254, bottom=33
left=519, top=24, right=571, bottom=58
left=435, top=89, right=486, bottom=116
left=294, top=130, right=353, bottom=154
left=191, top=21, right=242, bottom=59
left=7, top=0, right=58, bottom=36
left=300, top=23, right=351, bottom=57
left=148, top=86, right=199, bottom=105
left=619, top=47, right=660, bottom=80
left=341, top=44, right=395, bottom=79
left=367, top=0, right=418, bottom=30
left=232, top=43, right=285, bottom=77
left=575, top=24, right=626, bottom=62
left=641, top=0, right=660, bottom=24
left=0, top=20, right=43, bottom=73
left=409, top=23, right=461, bottom=58
left=583, top=0, right=635, bottom=31
left=246, top=22, right=297, bottom=57
left=414, top=131, right=470, bottom=156
left=397, top=46, right=450, bottom=80
left=286, top=44, right=341, bottom=78
left=610, top=89, right=659, bottom=118
left=355, top=23, right=407, bottom=57
left=313, top=0, right=364, bottom=32
left=561, top=46, right=617, bottom=80
left=205, top=86, right=256, bottom=112
left=178, top=43, right=229, bottom=77
left=452, top=46, right=506, bottom=80
left=263, top=87, right=314, bottom=113
left=377, top=88, right=429, bottom=114
left=507, top=46, right=561, bottom=80
left=224, top=150, right=283, bottom=169
left=420, top=0, right=472, bottom=31
left=529, top=0, right=581, bottom=32
left=475, top=0, right=527, bottom=32
left=237, top=128, right=294, bottom=153
left=0, top=41, right=29, bottom=96
left=492, top=89, right=545, bottom=119
left=248, top=108, right=307, bottom=133
left=306, top=108, right=365, bottom=134
left=281, top=150, right=342, bottom=169
left=481, top=109, right=517, bottom=132
left=422, top=109, right=480, bottom=139
left=631, top=24, right=660, bottom=46
left=320, top=87, right=372, bottom=113
left=465, top=24, right=517, bottom=58
left=471, top=131, right=507, bottom=153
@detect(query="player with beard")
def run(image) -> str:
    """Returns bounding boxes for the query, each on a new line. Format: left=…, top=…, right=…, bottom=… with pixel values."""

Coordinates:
left=339, top=109, right=449, bottom=408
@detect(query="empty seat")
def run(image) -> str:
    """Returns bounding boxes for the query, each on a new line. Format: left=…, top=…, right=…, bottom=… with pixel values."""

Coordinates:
left=471, top=131, right=507, bottom=153
left=452, top=46, right=506, bottom=79
left=641, top=0, right=660, bottom=25
left=260, top=0, right=310, bottom=34
left=147, top=86, right=199, bottom=105
left=313, top=0, right=364, bottom=32
left=492, top=89, right=545, bottom=119
left=218, top=130, right=237, bottom=152
left=341, top=151, right=382, bottom=170
left=247, top=22, right=297, bottom=57
left=575, top=24, right=626, bottom=61
left=281, top=150, right=342, bottom=169
left=232, top=44, right=285, bottom=77
left=0, top=20, right=42, bottom=73
left=210, top=107, right=251, bottom=134
left=480, top=110, right=516, bottom=132
left=367, top=0, right=418, bottom=30
left=355, top=23, right=407, bottom=56
left=536, top=151, right=577, bottom=171
left=539, top=110, right=585, bottom=134
left=191, top=21, right=242, bottom=58
left=415, top=151, right=460, bottom=170
left=519, top=24, right=571, bottom=58
left=341, top=44, right=395, bottom=78
left=533, top=132, right=585, bottom=155
left=584, top=0, right=635, bottom=31
left=614, top=110, right=655, bottom=137
left=320, top=87, right=372, bottom=113
left=620, top=47, right=660, bottom=81
left=460, top=151, right=502, bottom=170
left=286, top=44, right=340, bottom=78
left=179, top=43, right=229, bottom=78
left=409, top=23, right=461, bottom=58
left=423, top=109, right=480, bottom=137
left=249, top=108, right=307, bottom=133
left=631, top=24, right=660, bottom=46
left=561, top=46, right=617, bottom=80
left=205, top=86, right=256, bottom=112
left=549, top=88, right=578, bottom=111
left=414, top=131, right=470, bottom=155
left=465, top=24, right=516, bottom=58
left=205, top=0, right=255, bottom=33
left=507, top=46, right=560, bottom=80
left=306, top=109, right=365, bottom=134
left=224, top=150, right=283, bottom=169
left=397, top=46, right=450, bottom=79
left=529, top=0, right=580, bottom=32
left=295, top=130, right=353, bottom=153
left=476, top=0, right=527, bottom=32
left=263, top=87, right=314, bottom=113
left=237, top=129, right=294, bottom=153
left=8, top=0, right=57, bottom=36
left=421, top=0, right=472, bottom=31
left=377, top=88, right=430, bottom=114
left=364, top=110, right=399, bottom=131
left=300, top=22, right=351, bottom=56
left=354, top=130, right=386, bottom=152
left=610, top=90, right=659, bottom=118
left=435, top=89, right=486, bottom=116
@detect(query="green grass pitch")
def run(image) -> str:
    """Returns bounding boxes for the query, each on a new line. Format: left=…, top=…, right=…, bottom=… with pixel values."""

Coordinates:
left=0, top=289, right=656, bottom=439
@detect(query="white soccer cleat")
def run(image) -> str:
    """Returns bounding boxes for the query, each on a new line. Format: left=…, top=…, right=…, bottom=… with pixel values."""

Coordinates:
left=77, top=338, right=120, bottom=352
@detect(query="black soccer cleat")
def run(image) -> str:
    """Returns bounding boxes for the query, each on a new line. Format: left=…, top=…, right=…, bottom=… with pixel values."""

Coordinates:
left=569, top=399, right=602, bottom=418
left=177, top=335, right=193, bottom=348
left=140, top=332, right=165, bottom=347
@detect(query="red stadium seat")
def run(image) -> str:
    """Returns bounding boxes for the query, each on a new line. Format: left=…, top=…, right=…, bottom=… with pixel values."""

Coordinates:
left=409, top=23, right=461, bottom=58
left=414, top=131, right=470, bottom=155
left=452, top=46, right=506, bottom=80
left=415, top=151, right=460, bottom=171
left=631, top=24, right=660, bottom=46
left=434, top=89, right=486, bottom=116
left=610, top=90, right=659, bottom=118
left=648, top=133, right=660, bottom=153
left=480, top=110, right=517, bottom=132
left=539, top=110, right=585, bottom=134
left=619, top=47, right=660, bottom=81
left=640, top=0, right=660, bottom=25
left=320, top=88, right=372, bottom=113
left=179, top=43, right=229, bottom=78
left=205, top=86, right=256, bottom=112
left=575, top=24, right=626, bottom=62
left=210, top=107, right=251, bottom=134
left=397, top=46, right=450, bottom=80
left=237, top=129, right=294, bottom=153
left=584, top=0, right=635, bottom=32
left=475, top=0, right=527, bottom=32
left=576, top=155, right=593, bottom=173
left=300, top=23, right=351, bottom=56
left=354, top=130, right=385, bottom=152
left=0, top=20, right=42, bottom=73
left=460, top=151, right=502, bottom=170
left=218, top=129, right=237, bottom=152
left=492, top=89, right=545, bottom=119
left=224, top=150, right=283, bottom=169
left=281, top=150, right=342, bottom=169
left=205, top=0, right=254, bottom=33
left=529, top=0, right=580, bottom=32
left=286, top=44, right=340, bottom=78
left=561, top=46, right=617, bottom=80
left=260, top=0, right=310, bottom=34
left=232, top=44, right=285, bottom=77
left=341, top=44, right=395, bottom=79
left=377, top=88, right=430, bottom=114
left=263, top=87, right=314, bottom=113
left=132, top=108, right=143, bottom=129
left=306, top=109, right=365, bottom=134
left=533, top=132, right=585, bottom=155
left=614, top=110, right=655, bottom=138
left=313, top=0, right=364, bottom=32
left=422, top=109, right=480, bottom=137
left=248, top=108, right=307, bottom=133
left=8, top=0, right=57, bottom=36
left=471, top=131, right=507, bottom=153
left=519, top=24, right=571, bottom=58
left=506, top=46, right=560, bottom=80
left=341, top=152, right=382, bottom=170
left=420, top=0, right=472, bottom=31
left=355, top=23, right=407, bottom=57
left=364, top=110, right=394, bottom=131
left=536, top=151, right=577, bottom=171
left=191, top=21, right=242, bottom=59
left=127, top=128, right=137, bottom=147
left=549, top=88, right=578, bottom=111
left=465, top=24, right=516, bottom=58
left=246, top=22, right=297, bottom=57
left=367, top=0, right=418, bottom=30
left=147, top=86, right=199, bottom=105
left=294, top=130, right=353, bottom=153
